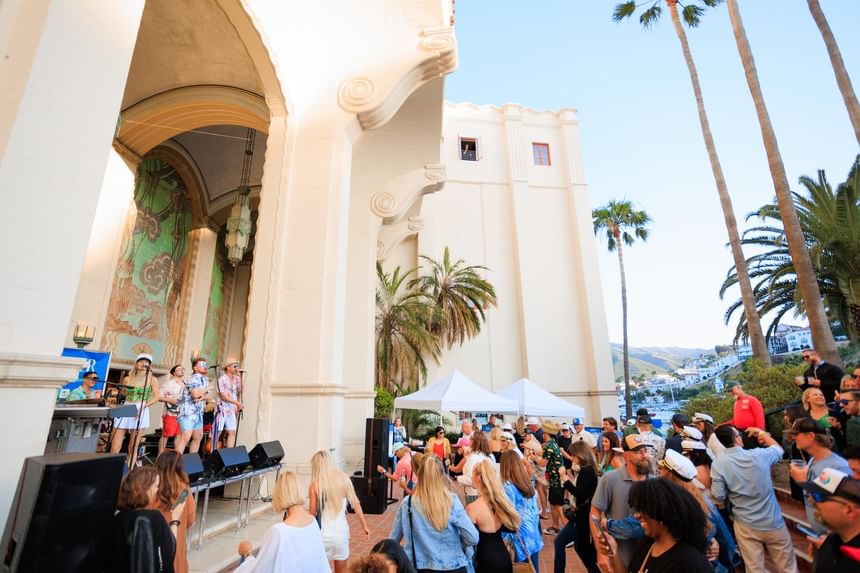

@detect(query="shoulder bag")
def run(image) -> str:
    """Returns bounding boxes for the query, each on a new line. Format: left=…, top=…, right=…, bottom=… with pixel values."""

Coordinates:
left=407, top=496, right=417, bottom=566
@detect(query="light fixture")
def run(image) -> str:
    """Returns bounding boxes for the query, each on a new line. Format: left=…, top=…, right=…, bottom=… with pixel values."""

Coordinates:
left=72, top=324, right=95, bottom=349
left=225, top=129, right=256, bottom=267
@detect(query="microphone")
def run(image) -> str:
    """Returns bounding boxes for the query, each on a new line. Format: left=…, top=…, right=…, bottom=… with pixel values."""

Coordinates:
left=239, top=370, right=247, bottom=374
left=208, top=364, right=220, bottom=369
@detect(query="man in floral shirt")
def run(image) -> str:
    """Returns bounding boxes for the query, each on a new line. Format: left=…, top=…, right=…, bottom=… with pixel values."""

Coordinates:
left=529, top=425, right=565, bottom=534
left=216, top=360, right=245, bottom=448
left=174, top=357, right=210, bottom=454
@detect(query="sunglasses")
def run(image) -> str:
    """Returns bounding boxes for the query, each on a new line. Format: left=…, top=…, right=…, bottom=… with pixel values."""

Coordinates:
left=86, top=376, right=99, bottom=381
left=840, top=399, right=857, bottom=405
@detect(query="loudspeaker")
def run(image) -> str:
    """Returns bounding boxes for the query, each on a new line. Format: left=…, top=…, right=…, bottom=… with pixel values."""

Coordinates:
left=363, top=418, right=390, bottom=477
left=183, top=452, right=205, bottom=482
left=349, top=476, right=388, bottom=515
left=203, top=446, right=249, bottom=478
left=0, top=453, right=126, bottom=573
left=249, top=441, right=284, bottom=469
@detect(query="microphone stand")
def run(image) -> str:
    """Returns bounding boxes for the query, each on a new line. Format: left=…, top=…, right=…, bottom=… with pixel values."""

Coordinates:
left=209, top=364, right=222, bottom=454
left=236, top=370, right=245, bottom=441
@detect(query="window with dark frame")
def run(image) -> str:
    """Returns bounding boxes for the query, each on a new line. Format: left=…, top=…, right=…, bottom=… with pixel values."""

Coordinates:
left=459, top=137, right=478, bottom=161
left=532, top=142, right=551, bottom=166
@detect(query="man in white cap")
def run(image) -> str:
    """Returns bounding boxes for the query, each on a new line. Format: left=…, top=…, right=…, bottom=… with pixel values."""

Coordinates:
left=216, top=360, right=245, bottom=448
left=799, top=468, right=860, bottom=572
left=693, top=411, right=725, bottom=458
left=526, top=416, right=544, bottom=444
left=500, top=431, right=523, bottom=458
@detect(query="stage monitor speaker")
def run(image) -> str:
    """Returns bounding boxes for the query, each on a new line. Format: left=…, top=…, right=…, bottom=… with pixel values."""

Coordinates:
left=349, top=476, right=387, bottom=515
left=249, top=441, right=284, bottom=469
left=363, top=418, right=390, bottom=477
left=203, top=446, right=249, bottom=478
left=183, top=452, right=205, bottom=482
left=0, top=453, right=126, bottom=573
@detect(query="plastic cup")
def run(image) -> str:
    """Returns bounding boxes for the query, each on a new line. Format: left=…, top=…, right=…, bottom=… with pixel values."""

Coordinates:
left=790, top=459, right=806, bottom=470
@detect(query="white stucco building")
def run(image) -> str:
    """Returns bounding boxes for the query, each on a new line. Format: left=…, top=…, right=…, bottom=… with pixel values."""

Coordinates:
left=0, top=0, right=614, bottom=528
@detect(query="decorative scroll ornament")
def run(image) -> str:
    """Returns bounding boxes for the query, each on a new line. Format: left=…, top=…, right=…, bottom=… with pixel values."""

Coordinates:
left=337, top=77, right=376, bottom=112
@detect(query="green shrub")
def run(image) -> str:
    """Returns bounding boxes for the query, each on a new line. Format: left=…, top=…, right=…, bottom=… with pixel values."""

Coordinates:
left=374, top=386, right=394, bottom=419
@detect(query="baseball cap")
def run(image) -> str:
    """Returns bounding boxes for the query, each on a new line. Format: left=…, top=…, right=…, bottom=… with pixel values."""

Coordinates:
left=658, top=449, right=697, bottom=481
left=561, top=423, right=571, bottom=431
left=526, top=416, right=541, bottom=426
left=724, top=381, right=740, bottom=391
left=135, top=353, right=153, bottom=364
left=454, top=436, right=471, bottom=448
left=787, top=418, right=828, bottom=435
left=679, top=426, right=703, bottom=441
left=692, top=412, right=714, bottom=424
left=637, top=414, right=653, bottom=425
left=622, top=434, right=648, bottom=452
left=681, top=439, right=707, bottom=452
left=671, top=413, right=690, bottom=426
left=626, top=419, right=636, bottom=427
left=502, top=422, right=514, bottom=431
left=501, top=431, right=516, bottom=442
left=572, top=418, right=583, bottom=426
left=799, top=468, right=860, bottom=505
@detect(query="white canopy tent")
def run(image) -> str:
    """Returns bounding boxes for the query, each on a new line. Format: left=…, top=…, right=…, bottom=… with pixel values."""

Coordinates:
left=497, top=377, right=586, bottom=418
left=394, top=370, right=519, bottom=413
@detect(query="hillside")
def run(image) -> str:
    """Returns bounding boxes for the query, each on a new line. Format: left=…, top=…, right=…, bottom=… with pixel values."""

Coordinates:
left=610, top=344, right=710, bottom=380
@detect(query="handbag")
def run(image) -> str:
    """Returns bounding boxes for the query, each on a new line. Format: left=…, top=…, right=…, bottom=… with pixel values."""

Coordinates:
left=407, top=496, right=417, bottom=566
left=504, top=530, right=535, bottom=573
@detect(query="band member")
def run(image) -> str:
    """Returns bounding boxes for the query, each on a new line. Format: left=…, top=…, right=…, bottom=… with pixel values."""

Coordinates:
left=157, top=365, right=185, bottom=454
left=216, top=360, right=245, bottom=448
left=111, top=353, right=159, bottom=467
left=174, top=357, right=211, bottom=454
left=68, top=371, right=100, bottom=401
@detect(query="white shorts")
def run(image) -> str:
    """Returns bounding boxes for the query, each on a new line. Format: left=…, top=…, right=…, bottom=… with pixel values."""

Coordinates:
left=218, top=410, right=238, bottom=431
left=321, top=526, right=349, bottom=561
left=115, top=405, right=150, bottom=430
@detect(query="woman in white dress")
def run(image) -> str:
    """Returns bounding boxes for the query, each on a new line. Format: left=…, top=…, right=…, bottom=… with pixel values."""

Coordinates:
left=308, top=450, right=371, bottom=573
left=235, top=471, right=329, bottom=573
left=110, top=353, right=159, bottom=467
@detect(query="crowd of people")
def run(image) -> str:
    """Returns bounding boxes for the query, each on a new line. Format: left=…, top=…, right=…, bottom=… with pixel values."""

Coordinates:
left=106, top=347, right=860, bottom=573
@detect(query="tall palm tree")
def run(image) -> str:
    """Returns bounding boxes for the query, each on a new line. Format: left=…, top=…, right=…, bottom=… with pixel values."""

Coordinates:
left=375, top=263, right=441, bottom=395
left=412, top=246, right=498, bottom=350
left=613, top=0, right=770, bottom=364
left=807, top=0, right=860, bottom=145
left=593, top=200, right=650, bottom=419
left=722, top=156, right=860, bottom=343
left=725, top=0, right=840, bottom=365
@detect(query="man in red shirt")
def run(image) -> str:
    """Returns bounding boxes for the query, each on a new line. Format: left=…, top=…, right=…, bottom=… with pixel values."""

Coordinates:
left=727, top=382, right=765, bottom=449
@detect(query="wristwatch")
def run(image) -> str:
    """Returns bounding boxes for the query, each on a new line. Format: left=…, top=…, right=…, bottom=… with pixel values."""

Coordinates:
left=169, top=520, right=181, bottom=527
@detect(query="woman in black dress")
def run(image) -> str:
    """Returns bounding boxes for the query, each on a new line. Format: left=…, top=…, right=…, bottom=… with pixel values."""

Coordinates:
left=554, top=441, right=600, bottom=573
left=465, top=460, right=521, bottom=573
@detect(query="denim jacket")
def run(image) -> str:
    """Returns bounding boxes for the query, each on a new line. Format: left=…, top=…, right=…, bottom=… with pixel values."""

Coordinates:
left=390, top=494, right=479, bottom=571
left=501, top=482, right=543, bottom=561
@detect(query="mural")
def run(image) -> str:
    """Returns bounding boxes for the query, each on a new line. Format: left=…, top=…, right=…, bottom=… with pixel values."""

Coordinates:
left=102, top=158, right=192, bottom=367
left=201, top=247, right=227, bottom=363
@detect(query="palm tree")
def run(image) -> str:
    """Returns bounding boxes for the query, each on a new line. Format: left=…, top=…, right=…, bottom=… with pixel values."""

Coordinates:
left=722, top=156, right=860, bottom=343
left=375, top=263, right=441, bottom=395
left=411, top=246, right=498, bottom=350
left=724, top=0, right=840, bottom=365
left=613, top=0, right=770, bottom=364
left=593, top=200, right=651, bottom=419
left=806, top=0, right=860, bottom=145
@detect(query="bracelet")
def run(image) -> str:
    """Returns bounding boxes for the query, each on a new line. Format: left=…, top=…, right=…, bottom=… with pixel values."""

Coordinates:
left=169, top=520, right=181, bottom=527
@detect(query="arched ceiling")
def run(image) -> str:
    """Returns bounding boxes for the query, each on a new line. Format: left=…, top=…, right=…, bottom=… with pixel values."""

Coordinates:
left=121, top=0, right=263, bottom=111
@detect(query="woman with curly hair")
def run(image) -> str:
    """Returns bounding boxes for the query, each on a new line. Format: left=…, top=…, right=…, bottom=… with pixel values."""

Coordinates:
left=153, top=450, right=195, bottom=573
left=597, top=478, right=712, bottom=573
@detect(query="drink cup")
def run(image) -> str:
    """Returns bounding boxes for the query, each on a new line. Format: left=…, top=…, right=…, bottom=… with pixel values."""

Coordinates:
left=790, top=459, right=806, bottom=470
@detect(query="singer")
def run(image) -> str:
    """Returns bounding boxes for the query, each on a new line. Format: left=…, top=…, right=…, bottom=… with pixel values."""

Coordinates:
left=174, top=357, right=211, bottom=454
left=216, top=360, right=245, bottom=448
left=110, top=353, right=159, bottom=467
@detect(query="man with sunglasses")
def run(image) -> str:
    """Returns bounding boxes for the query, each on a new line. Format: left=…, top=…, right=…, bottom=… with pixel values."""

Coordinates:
left=174, top=357, right=210, bottom=454
left=840, top=390, right=860, bottom=448
left=68, top=371, right=100, bottom=401
left=799, top=468, right=860, bottom=572
left=796, top=348, right=844, bottom=405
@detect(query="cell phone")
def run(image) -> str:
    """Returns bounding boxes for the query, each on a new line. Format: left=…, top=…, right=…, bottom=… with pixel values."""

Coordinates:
left=172, top=489, right=189, bottom=510
left=796, top=524, right=820, bottom=538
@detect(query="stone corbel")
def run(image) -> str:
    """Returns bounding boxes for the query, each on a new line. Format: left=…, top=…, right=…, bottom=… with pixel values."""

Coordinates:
left=370, top=164, right=445, bottom=224
left=377, top=217, right=424, bottom=261
left=337, top=27, right=457, bottom=131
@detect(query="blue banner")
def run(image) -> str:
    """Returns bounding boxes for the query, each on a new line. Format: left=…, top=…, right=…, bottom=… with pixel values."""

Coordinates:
left=59, top=348, right=112, bottom=398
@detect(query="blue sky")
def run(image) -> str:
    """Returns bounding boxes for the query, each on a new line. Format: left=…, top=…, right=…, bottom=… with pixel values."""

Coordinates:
left=444, top=0, right=860, bottom=349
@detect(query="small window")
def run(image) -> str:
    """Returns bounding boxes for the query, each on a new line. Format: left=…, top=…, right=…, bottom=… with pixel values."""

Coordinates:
left=459, top=137, right=478, bottom=161
left=532, top=143, right=551, bottom=166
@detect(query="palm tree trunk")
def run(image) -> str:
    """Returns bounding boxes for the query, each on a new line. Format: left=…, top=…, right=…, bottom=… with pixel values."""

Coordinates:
left=667, top=0, right=770, bottom=365
left=726, top=0, right=840, bottom=366
left=615, top=231, right=633, bottom=419
left=807, top=0, right=860, bottom=146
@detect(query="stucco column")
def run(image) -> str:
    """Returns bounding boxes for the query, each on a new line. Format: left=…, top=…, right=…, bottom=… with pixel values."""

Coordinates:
left=182, top=228, right=219, bottom=363
left=558, top=110, right=617, bottom=420
left=240, top=110, right=359, bottom=472
left=0, top=0, right=144, bottom=528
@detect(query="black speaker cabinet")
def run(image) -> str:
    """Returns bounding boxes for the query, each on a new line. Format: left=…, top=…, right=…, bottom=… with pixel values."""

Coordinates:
left=183, top=452, right=205, bottom=482
left=0, top=453, right=126, bottom=573
left=349, top=476, right=387, bottom=515
left=203, top=446, right=249, bottom=478
left=363, top=418, right=390, bottom=477
left=249, top=441, right=284, bottom=469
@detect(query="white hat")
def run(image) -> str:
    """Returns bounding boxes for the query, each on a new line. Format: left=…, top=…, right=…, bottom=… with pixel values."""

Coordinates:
left=679, top=426, right=703, bottom=441
left=658, top=449, right=697, bottom=481
left=135, top=353, right=153, bottom=364
left=692, top=412, right=714, bottom=424
left=526, top=416, right=541, bottom=426
left=626, top=419, right=636, bottom=427
left=501, top=431, right=516, bottom=442
left=561, top=423, right=571, bottom=430
left=682, top=439, right=707, bottom=451
left=502, top=422, right=514, bottom=431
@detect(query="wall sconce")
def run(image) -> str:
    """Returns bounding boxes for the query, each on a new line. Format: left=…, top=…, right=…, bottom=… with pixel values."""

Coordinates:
left=73, top=324, right=95, bottom=349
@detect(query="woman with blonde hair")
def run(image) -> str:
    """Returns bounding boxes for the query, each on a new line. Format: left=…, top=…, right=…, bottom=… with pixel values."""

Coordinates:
left=152, top=450, right=195, bottom=573
left=235, top=472, right=329, bottom=572
left=466, top=459, right=520, bottom=572
left=111, top=353, right=160, bottom=467
left=308, top=450, right=370, bottom=572
left=390, top=456, right=478, bottom=572
left=488, top=427, right=503, bottom=462
left=499, top=450, right=543, bottom=571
